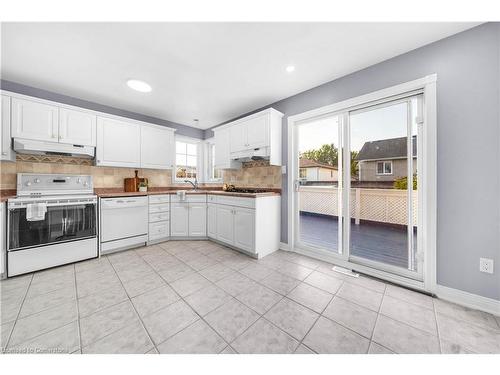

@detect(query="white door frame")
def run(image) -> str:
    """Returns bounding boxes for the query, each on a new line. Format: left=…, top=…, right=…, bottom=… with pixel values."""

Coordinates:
left=287, top=74, right=437, bottom=293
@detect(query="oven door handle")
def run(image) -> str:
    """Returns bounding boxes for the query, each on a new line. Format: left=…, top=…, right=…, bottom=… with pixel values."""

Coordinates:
left=9, top=201, right=96, bottom=210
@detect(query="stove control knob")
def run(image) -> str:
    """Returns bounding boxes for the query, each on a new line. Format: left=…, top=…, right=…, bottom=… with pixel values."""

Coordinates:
left=34, top=178, right=41, bottom=184
left=25, top=181, right=32, bottom=186
left=76, top=178, right=81, bottom=184
left=83, top=181, right=89, bottom=187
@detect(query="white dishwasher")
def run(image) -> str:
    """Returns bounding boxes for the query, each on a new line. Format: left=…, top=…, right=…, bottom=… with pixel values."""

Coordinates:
left=100, top=196, right=148, bottom=254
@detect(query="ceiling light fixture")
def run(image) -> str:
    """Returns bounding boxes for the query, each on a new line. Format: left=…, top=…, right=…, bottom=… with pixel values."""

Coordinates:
left=126, top=79, right=152, bottom=93
left=286, top=65, right=295, bottom=73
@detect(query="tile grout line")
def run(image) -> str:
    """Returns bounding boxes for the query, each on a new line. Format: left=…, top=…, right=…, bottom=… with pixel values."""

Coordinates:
left=73, top=263, right=84, bottom=354
left=135, top=244, right=233, bottom=352
left=4, top=273, right=34, bottom=350
left=105, top=254, right=161, bottom=354
left=367, top=282, right=394, bottom=354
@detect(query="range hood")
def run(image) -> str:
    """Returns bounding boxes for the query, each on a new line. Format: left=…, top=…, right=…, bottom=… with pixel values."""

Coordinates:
left=230, top=147, right=269, bottom=162
left=13, top=138, right=95, bottom=158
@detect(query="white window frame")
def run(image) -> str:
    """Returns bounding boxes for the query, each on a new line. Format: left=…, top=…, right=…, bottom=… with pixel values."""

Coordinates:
left=287, top=74, right=437, bottom=295
left=204, top=138, right=222, bottom=183
left=173, top=136, right=200, bottom=183
left=376, top=160, right=393, bottom=175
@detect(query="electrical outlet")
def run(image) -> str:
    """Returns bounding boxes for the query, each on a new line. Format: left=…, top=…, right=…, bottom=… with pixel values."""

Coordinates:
left=479, top=258, right=494, bottom=274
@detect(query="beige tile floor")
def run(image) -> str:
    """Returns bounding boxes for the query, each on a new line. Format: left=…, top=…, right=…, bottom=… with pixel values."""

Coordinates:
left=1, top=240, right=499, bottom=354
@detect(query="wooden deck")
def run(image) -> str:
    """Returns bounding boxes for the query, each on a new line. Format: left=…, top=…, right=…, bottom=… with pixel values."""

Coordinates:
left=299, top=213, right=416, bottom=269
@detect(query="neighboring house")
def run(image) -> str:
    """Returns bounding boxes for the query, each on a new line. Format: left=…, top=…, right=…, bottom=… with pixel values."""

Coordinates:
left=355, top=136, right=416, bottom=182
left=299, top=158, right=338, bottom=182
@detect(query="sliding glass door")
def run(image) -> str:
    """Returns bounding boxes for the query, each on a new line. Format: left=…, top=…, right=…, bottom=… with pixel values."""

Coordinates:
left=347, top=95, right=422, bottom=278
left=295, top=114, right=343, bottom=255
left=294, top=94, right=423, bottom=280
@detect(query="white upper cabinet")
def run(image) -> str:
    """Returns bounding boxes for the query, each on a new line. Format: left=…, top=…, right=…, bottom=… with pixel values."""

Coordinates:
left=96, top=117, right=141, bottom=167
left=214, top=127, right=240, bottom=169
left=245, top=115, right=269, bottom=149
left=214, top=108, right=283, bottom=167
left=59, top=108, right=96, bottom=146
left=140, top=124, right=174, bottom=169
left=229, top=122, right=247, bottom=153
left=11, top=97, right=59, bottom=142
left=1, top=95, right=15, bottom=161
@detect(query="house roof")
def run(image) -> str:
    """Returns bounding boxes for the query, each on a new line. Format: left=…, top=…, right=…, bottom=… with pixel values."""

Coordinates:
left=299, top=158, right=338, bottom=170
left=356, top=136, right=417, bottom=161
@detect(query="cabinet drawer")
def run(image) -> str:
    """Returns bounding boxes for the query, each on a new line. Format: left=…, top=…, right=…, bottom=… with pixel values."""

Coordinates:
left=215, top=195, right=255, bottom=209
left=149, top=212, right=170, bottom=223
left=149, top=203, right=170, bottom=213
left=149, top=221, right=169, bottom=239
left=149, top=194, right=170, bottom=204
left=171, top=194, right=207, bottom=203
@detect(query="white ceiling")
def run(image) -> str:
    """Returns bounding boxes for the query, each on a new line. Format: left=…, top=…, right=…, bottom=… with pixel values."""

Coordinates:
left=1, top=22, right=479, bottom=129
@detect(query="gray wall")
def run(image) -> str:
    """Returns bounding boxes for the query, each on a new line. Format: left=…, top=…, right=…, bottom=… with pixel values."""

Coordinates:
left=206, top=23, right=500, bottom=300
left=0, top=80, right=205, bottom=139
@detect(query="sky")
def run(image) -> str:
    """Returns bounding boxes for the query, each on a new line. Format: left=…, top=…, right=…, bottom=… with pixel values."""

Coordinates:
left=298, top=99, right=417, bottom=153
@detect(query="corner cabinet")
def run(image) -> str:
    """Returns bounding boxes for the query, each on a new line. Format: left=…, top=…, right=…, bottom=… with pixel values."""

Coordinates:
left=213, top=108, right=283, bottom=167
left=170, top=195, right=207, bottom=238
left=1, top=95, right=15, bottom=161
left=140, top=124, right=175, bottom=169
left=96, top=117, right=141, bottom=168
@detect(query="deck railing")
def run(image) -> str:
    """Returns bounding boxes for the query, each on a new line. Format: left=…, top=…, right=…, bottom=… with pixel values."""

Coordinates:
left=299, top=186, right=418, bottom=226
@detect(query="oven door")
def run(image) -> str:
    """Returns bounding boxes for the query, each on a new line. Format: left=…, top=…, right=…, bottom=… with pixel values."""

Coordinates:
left=8, top=201, right=97, bottom=251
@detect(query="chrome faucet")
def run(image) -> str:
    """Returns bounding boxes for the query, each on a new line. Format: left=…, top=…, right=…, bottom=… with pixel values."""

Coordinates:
left=184, top=178, right=198, bottom=190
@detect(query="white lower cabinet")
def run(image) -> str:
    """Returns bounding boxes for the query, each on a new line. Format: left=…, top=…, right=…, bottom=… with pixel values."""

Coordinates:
left=216, top=205, right=234, bottom=244
left=233, top=207, right=255, bottom=252
left=189, top=203, right=207, bottom=237
left=148, top=194, right=170, bottom=242
left=215, top=205, right=255, bottom=252
left=207, top=204, right=217, bottom=238
left=170, top=203, right=189, bottom=237
left=210, top=194, right=280, bottom=258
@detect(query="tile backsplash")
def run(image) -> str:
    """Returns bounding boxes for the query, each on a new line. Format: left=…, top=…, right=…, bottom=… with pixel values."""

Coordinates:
left=222, top=160, right=282, bottom=188
left=0, top=156, right=282, bottom=190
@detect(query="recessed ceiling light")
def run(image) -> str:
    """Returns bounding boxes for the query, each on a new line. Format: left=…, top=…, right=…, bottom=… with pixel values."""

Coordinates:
left=126, top=79, right=152, bottom=93
left=286, top=65, right=295, bottom=73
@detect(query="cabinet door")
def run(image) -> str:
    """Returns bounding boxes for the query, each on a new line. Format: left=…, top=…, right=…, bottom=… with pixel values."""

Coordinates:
left=234, top=207, right=255, bottom=252
left=229, top=123, right=247, bottom=153
left=246, top=115, right=269, bottom=149
left=216, top=205, right=234, bottom=245
left=189, top=203, right=207, bottom=237
left=141, top=125, right=174, bottom=169
left=96, top=117, right=141, bottom=167
left=1, top=95, right=15, bottom=161
left=171, top=203, right=189, bottom=237
left=11, top=98, right=59, bottom=142
left=59, top=108, right=96, bottom=146
left=207, top=204, right=217, bottom=239
left=214, top=128, right=230, bottom=167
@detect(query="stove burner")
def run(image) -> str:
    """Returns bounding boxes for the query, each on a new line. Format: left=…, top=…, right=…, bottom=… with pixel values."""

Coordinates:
left=225, top=187, right=267, bottom=194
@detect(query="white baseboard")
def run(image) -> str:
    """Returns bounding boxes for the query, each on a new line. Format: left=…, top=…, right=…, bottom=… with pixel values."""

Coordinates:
left=435, top=284, right=500, bottom=316
left=279, top=242, right=290, bottom=251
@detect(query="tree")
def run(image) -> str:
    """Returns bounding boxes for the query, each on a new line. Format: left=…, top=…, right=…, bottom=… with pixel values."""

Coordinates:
left=394, top=174, right=418, bottom=190
left=300, top=144, right=360, bottom=177
left=301, top=143, right=338, bottom=167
